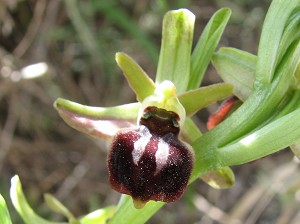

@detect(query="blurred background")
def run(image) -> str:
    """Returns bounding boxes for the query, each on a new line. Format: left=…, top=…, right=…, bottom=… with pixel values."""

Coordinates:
left=1, top=0, right=300, bottom=223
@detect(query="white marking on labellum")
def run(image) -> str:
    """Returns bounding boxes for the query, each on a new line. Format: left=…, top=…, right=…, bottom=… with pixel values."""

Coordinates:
left=155, top=139, right=170, bottom=175
left=132, top=126, right=152, bottom=165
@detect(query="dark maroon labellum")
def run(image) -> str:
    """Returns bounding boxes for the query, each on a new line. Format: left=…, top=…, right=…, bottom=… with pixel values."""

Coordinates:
left=107, top=106, right=194, bottom=208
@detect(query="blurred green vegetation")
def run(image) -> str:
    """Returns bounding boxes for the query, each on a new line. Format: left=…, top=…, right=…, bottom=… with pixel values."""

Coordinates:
left=2, top=0, right=300, bottom=224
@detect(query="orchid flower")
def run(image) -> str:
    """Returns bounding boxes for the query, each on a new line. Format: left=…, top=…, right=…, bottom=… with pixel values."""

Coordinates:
left=6, top=1, right=300, bottom=224
left=54, top=9, right=233, bottom=209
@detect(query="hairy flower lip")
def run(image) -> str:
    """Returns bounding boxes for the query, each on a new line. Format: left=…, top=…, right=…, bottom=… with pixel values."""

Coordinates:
left=107, top=105, right=194, bottom=208
left=107, top=127, right=194, bottom=206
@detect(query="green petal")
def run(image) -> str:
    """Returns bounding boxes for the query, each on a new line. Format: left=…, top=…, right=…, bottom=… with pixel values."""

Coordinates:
left=212, top=47, right=256, bottom=101
left=189, top=8, right=231, bottom=89
left=0, top=194, right=12, bottom=224
left=10, top=175, right=67, bottom=224
left=178, top=83, right=233, bottom=116
left=156, top=9, right=195, bottom=93
left=115, top=52, right=155, bottom=102
left=54, top=98, right=139, bottom=139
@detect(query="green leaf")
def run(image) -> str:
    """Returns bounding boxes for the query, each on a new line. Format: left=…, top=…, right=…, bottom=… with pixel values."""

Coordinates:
left=44, top=194, right=79, bottom=223
left=0, top=194, right=12, bottom=224
left=191, top=39, right=300, bottom=176
left=276, top=6, right=300, bottom=69
left=256, top=0, right=300, bottom=83
left=188, top=8, right=231, bottom=89
left=115, top=52, right=156, bottom=102
left=212, top=47, right=256, bottom=101
left=156, top=9, right=195, bottom=93
left=178, top=83, right=233, bottom=116
left=217, top=106, right=300, bottom=166
left=54, top=98, right=139, bottom=139
left=10, top=175, right=67, bottom=224
left=79, top=206, right=115, bottom=224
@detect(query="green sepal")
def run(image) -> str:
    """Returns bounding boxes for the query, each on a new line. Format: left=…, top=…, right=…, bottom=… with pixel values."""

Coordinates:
left=44, top=194, right=79, bottom=224
left=54, top=98, right=139, bottom=139
left=189, top=8, right=231, bottom=89
left=10, top=175, right=67, bottom=224
left=178, top=83, right=233, bottom=116
left=115, top=52, right=156, bottom=102
left=212, top=47, right=256, bottom=101
left=156, top=9, right=195, bottom=93
left=0, top=194, right=12, bottom=224
left=54, top=98, right=139, bottom=120
left=80, top=206, right=116, bottom=224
